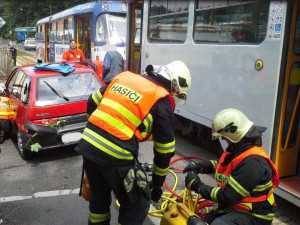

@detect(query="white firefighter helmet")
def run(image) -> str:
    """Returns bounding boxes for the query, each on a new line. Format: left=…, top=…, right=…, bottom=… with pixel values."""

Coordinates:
left=147, top=60, right=191, bottom=100
left=212, top=108, right=253, bottom=143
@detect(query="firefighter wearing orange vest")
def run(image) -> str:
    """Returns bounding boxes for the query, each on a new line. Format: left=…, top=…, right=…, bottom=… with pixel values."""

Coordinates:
left=184, top=108, right=279, bottom=225
left=0, top=96, right=17, bottom=143
left=75, top=61, right=191, bottom=225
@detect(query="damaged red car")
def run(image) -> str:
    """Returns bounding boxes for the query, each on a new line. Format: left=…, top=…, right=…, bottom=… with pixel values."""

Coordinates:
left=0, top=63, right=103, bottom=159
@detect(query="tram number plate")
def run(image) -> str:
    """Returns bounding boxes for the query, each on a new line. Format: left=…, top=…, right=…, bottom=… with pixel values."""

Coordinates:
left=62, top=132, right=82, bottom=143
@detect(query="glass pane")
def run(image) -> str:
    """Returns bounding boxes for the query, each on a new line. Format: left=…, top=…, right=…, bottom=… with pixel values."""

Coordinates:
left=149, top=0, right=188, bottom=43
left=282, top=63, right=300, bottom=148
left=134, top=9, right=142, bottom=46
left=68, top=17, right=74, bottom=40
left=193, top=0, right=269, bottom=44
left=150, top=0, right=167, bottom=16
left=78, top=18, right=84, bottom=43
left=36, top=73, right=102, bottom=107
left=107, top=14, right=127, bottom=44
left=294, top=6, right=300, bottom=54
left=96, top=14, right=106, bottom=42
left=133, top=50, right=141, bottom=73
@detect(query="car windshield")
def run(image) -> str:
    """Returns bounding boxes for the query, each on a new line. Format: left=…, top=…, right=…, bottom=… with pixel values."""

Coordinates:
left=28, top=41, right=36, bottom=44
left=35, top=72, right=101, bottom=107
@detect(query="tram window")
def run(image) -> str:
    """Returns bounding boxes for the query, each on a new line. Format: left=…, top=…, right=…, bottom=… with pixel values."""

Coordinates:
left=107, top=14, right=126, bottom=44
left=134, top=8, right=142, bottom=46
left=57, top=19, right=64, bottom=43
left=50, top=22, right=56, bottom=42
left=68, top=17, right=74, bottom=40
left=294, top=7, right=300, bottom=54
left=78, top=18, right=84, bottom=44
left=36, top=26, right=40, bottom=41
left=148, top=0, right=188, bottom=43
left=193, top=0, right=269, bottom=44
left=41, top=24, right=45, bottom=42
left=282, top=63, right=300, bottom=148
left=96, top=15, right=106, bottom=42
left=64, top=19, right=69, bottom=42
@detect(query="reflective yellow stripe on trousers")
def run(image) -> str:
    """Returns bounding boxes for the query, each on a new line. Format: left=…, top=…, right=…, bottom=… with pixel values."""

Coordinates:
left=89, top=210, right=111, bottom=223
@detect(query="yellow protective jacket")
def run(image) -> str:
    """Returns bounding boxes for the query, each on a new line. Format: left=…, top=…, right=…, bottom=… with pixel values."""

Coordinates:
left=0, top=97, right=17, bottom=120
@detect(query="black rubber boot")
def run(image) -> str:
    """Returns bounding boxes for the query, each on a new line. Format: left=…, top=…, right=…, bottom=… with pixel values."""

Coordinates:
left=187, top=216, right=208, bottom=225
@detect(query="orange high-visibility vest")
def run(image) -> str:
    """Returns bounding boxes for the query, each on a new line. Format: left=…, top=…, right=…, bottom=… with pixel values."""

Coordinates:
left=88, top=72, right=169, bottom=141
left=0, top=97, right=17, bottom=120
left=216, top=146, right=279, bottom=211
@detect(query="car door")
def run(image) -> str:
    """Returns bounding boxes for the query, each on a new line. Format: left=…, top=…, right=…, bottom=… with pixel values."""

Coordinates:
left=6, top=69, right=30, bottom=132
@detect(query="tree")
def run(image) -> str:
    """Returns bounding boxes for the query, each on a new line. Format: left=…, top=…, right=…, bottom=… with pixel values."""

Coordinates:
left=0, top=0, right=95, bottom=40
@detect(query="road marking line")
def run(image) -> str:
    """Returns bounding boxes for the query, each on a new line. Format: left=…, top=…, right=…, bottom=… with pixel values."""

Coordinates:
left=0, top=188, right=80, bottom=203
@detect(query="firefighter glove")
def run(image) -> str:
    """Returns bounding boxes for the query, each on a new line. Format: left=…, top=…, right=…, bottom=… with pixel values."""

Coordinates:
left=136, top=169, right=150, bottom=201
left=124, top=168, right=135, bottom=193
left=183, top=161, right=212, bottom=174
left=185, top=173, right=204, bottom=193
left=124, top=168, right=139, bottom=202
left=183, top=161, right=199, bottom=173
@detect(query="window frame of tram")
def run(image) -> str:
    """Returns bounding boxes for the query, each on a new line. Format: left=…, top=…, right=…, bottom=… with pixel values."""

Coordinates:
left=148, top=0, right=189, bottom=43
left=282, top=63, right=300, bottom=148
left=281, top=7, right=300, bottom=148
left=193, top=0, right=270, bottom=44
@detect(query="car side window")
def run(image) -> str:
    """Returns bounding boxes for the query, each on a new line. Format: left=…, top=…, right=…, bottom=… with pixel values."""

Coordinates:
left=8, top=70, right=26, bottom=99
left=7, top=71, right=18, bottom=94
left=20, top=76, right=31, bottom=105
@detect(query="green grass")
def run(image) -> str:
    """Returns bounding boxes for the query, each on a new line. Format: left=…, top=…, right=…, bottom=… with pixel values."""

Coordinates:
left=17, top=50, right=34, bottom=57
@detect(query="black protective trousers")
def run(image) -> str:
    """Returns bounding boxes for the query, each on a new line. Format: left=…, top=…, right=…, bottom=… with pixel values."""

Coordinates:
left=83, top=157, right=150, bottom=225
left=203, top=210, right=272, bottom=225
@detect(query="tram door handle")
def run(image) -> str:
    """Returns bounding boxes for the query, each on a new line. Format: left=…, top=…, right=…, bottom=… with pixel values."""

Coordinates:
left=145, top=51, right=149, bottom=58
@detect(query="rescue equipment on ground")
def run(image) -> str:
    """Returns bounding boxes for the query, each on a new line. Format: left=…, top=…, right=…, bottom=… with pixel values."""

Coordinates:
left=115, top=156, right=215, bottom=224
left=160, top=202, right=208, bottom=225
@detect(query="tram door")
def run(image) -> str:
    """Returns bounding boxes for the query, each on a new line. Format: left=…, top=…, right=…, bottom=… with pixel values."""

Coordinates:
left=275, top=1, right=300, bottom=183
left=128, top=2, right=143, bottom=73
left=77, top=15, right=91, bottom=59
left=45, top=23, right=49, bottom=62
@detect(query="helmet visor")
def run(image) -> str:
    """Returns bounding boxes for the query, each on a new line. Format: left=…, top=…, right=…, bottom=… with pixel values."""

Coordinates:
left=212, top=127, right=221, bottom=140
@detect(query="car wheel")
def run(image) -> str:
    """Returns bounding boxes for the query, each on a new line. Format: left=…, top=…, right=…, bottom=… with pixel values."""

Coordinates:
left=17, top=130, right=33, bottom=160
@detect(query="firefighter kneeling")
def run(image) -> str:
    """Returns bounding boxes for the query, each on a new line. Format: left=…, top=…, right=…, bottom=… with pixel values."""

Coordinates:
left=184, top=108, right=279, bottom=225
left=0, top=85, right=16, bottom=145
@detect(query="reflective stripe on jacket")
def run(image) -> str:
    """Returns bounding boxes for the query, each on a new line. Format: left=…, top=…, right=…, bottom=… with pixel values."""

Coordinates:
left=215, top=146, right=279, bottom=218
left=88, top=72, right=169, bottom=141
left=0, top=97, right=17, bottom=120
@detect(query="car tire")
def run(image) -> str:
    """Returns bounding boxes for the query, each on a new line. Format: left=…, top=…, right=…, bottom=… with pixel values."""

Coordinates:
left=16, top=130, right=33, bottom=160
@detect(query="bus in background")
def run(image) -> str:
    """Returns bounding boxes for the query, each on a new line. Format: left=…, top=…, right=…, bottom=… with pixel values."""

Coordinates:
left=125, top=0, right=300, bottom=207
left=36, top=1, right=127, bottom=63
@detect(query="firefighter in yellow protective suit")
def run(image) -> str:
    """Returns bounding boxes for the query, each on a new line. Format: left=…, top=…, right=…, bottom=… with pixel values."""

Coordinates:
left=0, top=94, right=16, bottom=144
left=184, top=108, right=279, bottom=225
left=75, top=60, right=191, bottom=225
